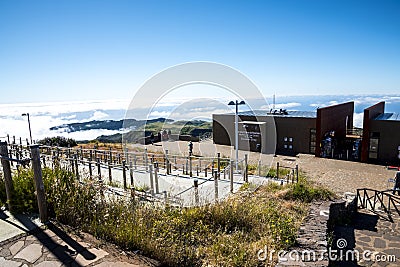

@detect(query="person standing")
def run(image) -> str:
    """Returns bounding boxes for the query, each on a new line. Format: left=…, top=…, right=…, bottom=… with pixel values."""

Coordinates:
left=188, top=141, right=193, bottom=156
left=392, top=171, right=400, bottom=195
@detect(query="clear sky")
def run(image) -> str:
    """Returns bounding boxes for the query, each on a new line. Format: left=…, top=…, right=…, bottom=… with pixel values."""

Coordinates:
left=0, top=0, right=399, bottom=104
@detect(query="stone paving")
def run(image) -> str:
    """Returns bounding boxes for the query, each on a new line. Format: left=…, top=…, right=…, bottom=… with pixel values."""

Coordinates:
left=0, top=221, right=157, bottom=267
left=333, top=210, right=400, bottom=267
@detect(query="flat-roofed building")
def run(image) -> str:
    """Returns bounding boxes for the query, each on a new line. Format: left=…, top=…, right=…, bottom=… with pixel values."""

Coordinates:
left=361, top=102, right=400, bottom=165
left=213, top=101, right=354, bottom=157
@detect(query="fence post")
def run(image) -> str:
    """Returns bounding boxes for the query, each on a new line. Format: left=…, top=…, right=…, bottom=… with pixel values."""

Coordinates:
left=163, top=191, right=168, bottom=207
left=108, top=160, right=112, bottom=184
left=277, top=162, right=280, bottom=179
left=154, top=162, right=159, bottom=194
left=74, top=153, right=79, bottom=180
left=30, top=144, right=48, bottom=223
left=189, top=156, right=193, bottom=177
left=0, top=142, right=14, bottom=212
left=97, top=157, right=101, bottom=180
left=230, top=160, right=234, bottom=193
left=296, top=164, right=299, bottom=183
left=123, top=160, right=127, bottom=189
left=89, top=150, right=93, bottom=179
left=129, top=160, right=134, bottom=187
left=194, top=179, right=199, bottom=206
left=217, top=153, right=220, bottom=178
left=149, top=164, right=154, bottom=196
left=258, top=160, right=261, bottom=177
left=214, top=170, right=218, bottom=202
left=144, top=148, right=148, bottom=171
left=244, top=154, right=248, bottom=182
left=165, top=150, right=169, bottom=175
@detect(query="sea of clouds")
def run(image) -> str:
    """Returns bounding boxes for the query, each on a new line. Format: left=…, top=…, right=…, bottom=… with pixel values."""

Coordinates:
left=1, top=94, right=399, bottom=142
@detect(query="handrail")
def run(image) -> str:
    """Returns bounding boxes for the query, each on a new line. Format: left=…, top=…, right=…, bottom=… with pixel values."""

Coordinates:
left=357, top=188, right=400, bottom=222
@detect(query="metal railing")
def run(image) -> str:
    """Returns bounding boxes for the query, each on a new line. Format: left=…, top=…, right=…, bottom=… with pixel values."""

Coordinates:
left=357, top=188, right=400, bottom=222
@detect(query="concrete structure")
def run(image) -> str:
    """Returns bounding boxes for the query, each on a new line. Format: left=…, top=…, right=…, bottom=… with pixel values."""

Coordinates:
left=361, top=102, right=400, bottom=165
left=213, top=102, right=354, bottom=157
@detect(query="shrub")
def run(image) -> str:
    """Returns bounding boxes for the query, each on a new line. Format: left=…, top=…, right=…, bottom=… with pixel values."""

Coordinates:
left=38, top=136, right=77, bottom=147
left=7, top=167, right=333, bottom=266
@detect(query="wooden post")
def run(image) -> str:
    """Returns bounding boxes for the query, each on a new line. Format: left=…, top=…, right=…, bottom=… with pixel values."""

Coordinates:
left=131, top=187, right=135, bottom=202
left=108, top=160, right=112, bottom=184
left=189, top=156, right=193, bottom=177
left=74, top=153, right=79, bottom=180
left=292, top=169, right=295, bottom=183
left=244, top=154, right=248, bottom=182
left=165, top=150, right=170, bottom=175
left=89, top=150, right=93, bottom=179
left=205, top=166, right=207, bottom=177
left=149, top=164, right=154, bottom=196
left=185, top=158, right=188, bottom=175
left=217, top=153, right=220, bottom=178
left=30, top=144, right=48, bottom=223
left=276, top=162, right=280, bottom=179
left=296, top=164, right=299, bottom=183
left=144, top=148, right=148, bottom=171
left=258, top=160, right=261, bottom=177
left=163, top=191, right=168, bottom=207
left=122, top=160, right=127, bottom=189
left=194, top=179, right=199, bottom=206
left=154, top=162, right=159, bottom=194
left=0, top=142, right=14, bottom=212
left=129, top=160, right=134, bottom=187
left=97, top=157, right=101, bottom=180
left=196, top=165, right=199, bottom=176
left=214, top=171, right=218, bottom=202
left=230, top=160, right=234, bottom=193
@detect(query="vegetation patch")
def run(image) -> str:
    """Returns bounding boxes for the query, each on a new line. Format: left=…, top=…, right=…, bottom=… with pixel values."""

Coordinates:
left=0, top=167, right=333, bottom=266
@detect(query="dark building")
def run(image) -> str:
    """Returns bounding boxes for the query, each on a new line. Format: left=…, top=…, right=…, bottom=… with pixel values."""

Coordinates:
left=213, top=101, right=355, bottom=157
left=361, top=102, right=400, bottom=165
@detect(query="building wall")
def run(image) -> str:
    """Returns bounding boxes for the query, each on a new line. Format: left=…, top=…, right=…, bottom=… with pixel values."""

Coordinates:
left=361, top=102, right=385, bottom=162
left=316, top=102, right=354, bottom=157
left=213, top=113, right=315, bottom=155
left=368, top=120, right=400, bottom=165
left=274, top=117, right=316, bottom=155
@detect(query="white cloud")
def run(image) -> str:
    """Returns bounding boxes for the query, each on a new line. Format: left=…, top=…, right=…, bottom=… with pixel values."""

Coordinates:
left=353, top=112, right=364, bottom=128
left=261, top=102, right=302, bottom=110
left=89, top=111, right=109, bottom=121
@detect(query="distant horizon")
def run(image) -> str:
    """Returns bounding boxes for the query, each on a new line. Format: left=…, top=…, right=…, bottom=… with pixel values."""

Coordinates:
left=1, top=93, right=399, bottom=141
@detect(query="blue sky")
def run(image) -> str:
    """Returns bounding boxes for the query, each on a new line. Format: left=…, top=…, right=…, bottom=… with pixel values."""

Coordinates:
left=0, top=0, right=399, bottom=104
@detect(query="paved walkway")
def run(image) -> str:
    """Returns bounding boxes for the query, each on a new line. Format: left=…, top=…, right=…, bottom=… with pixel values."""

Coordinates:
left=333, top=210, right=400, bottom=266
left=0, top=211, right=157, bottom=267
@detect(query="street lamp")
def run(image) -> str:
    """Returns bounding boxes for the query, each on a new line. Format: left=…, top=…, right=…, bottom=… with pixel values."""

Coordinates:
left=21, top=113, right=33, bottom=144
left=228, top=100, right=245, bottom=171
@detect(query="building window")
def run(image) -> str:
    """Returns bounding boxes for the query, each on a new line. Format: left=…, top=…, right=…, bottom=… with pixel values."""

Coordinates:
left=284, top=137, right=288, bottom=142
left=310, top=129, right=316, bottom=154
left=369, top=132, right=380, bottom=159
left=289, top=137, right=293, bottom=142
left=284, top=144, right=288, bottom=149
left=289, top=145, right=293, bottom=149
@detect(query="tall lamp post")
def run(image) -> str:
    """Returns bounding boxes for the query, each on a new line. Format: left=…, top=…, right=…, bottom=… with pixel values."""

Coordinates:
left=228, top=100, right=245, bottom=171
left=22, top=113, right=33, bottom=144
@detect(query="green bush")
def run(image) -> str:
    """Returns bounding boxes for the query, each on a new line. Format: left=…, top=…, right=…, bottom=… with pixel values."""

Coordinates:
left=38, top=136, right=77, bottom=147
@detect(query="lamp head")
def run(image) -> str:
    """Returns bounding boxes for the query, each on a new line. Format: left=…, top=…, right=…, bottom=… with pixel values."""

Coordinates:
left=228, top=101, right=235, bottom=106
left=238, top=100, right=245, bottom=105
left=21, top=113, right=27, bottom=116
